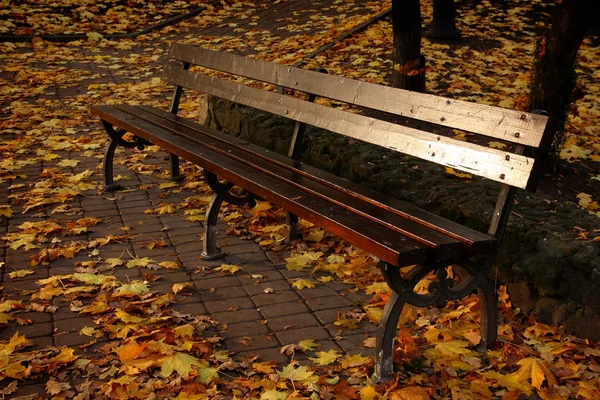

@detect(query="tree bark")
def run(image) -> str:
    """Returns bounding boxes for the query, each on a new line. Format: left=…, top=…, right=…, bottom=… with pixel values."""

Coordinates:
left=426, top=0, right=460, bottom=39
left=391, top=0, right=425, bottom=92
left=529, top=0, right=596, bottom=156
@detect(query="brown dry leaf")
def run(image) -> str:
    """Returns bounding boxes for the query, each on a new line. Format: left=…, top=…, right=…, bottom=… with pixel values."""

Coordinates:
left=389, top=386, right=431, bottom=400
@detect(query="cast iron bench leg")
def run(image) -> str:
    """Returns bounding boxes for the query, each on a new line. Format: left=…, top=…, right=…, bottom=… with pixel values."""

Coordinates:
left=202, top=192, right=226, bottom=260
left=286, top=212, right=299, bottom=243
left=100, top=120, right=150, bottom=192
left=373, top=261, right=498, bottom=382
left=170, top=154, right=184, bottom=182
left=201, top=170, right=257, bottom=261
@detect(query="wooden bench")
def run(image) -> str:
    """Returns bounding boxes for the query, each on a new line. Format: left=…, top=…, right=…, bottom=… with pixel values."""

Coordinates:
left=91, top=44, right=549, bottom=381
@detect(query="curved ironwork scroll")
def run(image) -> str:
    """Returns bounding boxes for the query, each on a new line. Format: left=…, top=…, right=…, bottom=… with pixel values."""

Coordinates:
left=373, top=260, right=497, bottom=382
left=101, top=121, right=151, bottom=191
left=200, top=170, right=257, bottom=260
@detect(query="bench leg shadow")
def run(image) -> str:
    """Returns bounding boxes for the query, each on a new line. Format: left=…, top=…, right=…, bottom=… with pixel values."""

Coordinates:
left=373, top=260, right=497, bottom=382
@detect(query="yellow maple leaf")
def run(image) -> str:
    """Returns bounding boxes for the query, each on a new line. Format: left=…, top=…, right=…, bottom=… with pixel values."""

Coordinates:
left=160, top=352, right=202, bottom=378
left=444, top=167, right=472, bottom=180
left=433, top=340, right=472, bottom=358
left=277, top=364, right=314, bottom=381
left=57, top=159, right=80, bottom=167
left=298, top=339, right=319, bottom=352
left=0, top=205, right=12, bottom=218
left=8, top=269, right=34, bottom=279
left=340, top=354, right=370, bottom=368
left=291, top=278, right=316, bottom=290
left=159, top=261, right=180, bottom=269
left=483, top=371, right=532, bottom=394
left=214, top=264, right=243, bottom=275
left=126, top=257, right=156, bottom=268
left=516, top=357, right=557, bottom=390
left=309, top=349, right=339, bottom=366
left=360, top=385, right=378, bottom=400
left=303, top=229, right=325, bottom=242
left=79, top=326, right=97, bottom=337
left=115, top=282, right=150, bottom=296
left=159, top=182, right=179, bottom=189
left=488, top=141, right=507, bottom=149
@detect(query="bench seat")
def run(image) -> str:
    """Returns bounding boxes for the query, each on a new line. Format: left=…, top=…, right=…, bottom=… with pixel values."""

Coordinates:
left=92, top=104, right=498, bottom=267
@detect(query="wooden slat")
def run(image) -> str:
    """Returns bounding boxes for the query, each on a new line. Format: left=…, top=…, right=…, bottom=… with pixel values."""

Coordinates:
left=168, top=44, right=547, bottom=147
left=119, top=104, right=469, bottom=260
left=162, top=63, right=536, bottom=189
left=131, top=105, right=498, bottom=256
left=91, top=105, right=428, bottom=266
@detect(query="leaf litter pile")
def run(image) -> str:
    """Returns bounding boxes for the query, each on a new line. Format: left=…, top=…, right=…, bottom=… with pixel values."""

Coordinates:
left=0, top=0, right=599, bottom=398
left=1, top=0, right=212, bottom=36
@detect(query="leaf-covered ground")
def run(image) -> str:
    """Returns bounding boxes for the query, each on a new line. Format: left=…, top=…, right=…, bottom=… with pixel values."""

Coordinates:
left=1, top=0, right=599, bottom=399
left=0, top=0, right=212, bottom=36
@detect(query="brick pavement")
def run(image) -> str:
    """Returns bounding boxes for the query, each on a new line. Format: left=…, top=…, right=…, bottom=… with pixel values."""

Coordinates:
left=0, top=0, right=385, bottom=396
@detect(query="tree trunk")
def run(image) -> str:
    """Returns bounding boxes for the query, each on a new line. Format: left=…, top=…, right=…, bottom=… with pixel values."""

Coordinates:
left=426, top=0, right=460, bottom=39
left=391, top=0, right=425, bottom=92
left=529, top=0, right=596, bottom=156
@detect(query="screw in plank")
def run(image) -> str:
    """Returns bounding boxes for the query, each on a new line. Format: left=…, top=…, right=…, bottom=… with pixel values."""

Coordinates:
left=500, top=174, right=506, bottom=180
left=431, top=152, right=436, bottom=157
left=446, top=100, right=451, bottom=105
left=520, top=114, right=527, bottom=120
left=514, top=132, right=520, bottom=138
left=440, top=117, right=446, bottom=122
left=505, top=155, right=510, bottom=161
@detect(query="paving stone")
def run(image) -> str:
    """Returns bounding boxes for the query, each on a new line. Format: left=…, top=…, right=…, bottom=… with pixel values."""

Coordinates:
left=326, top=281, right=354, bottom=293
left=200, top=285, right=247, bottom=301
left=305, top=295, right=353, bottom=312
left=335, top=333, right=376, bottom=356
left=55, top=315, right=96, bottom=334
left=243, top=279, right=291, bottom=296
left=223, top=320, right=270, bottom=338
left=235, top=347, right=289, bottom=364
left=204, top=297, right=255, bottom=313
left=275, top=326, right=331, bottom=346
left=251, top=291, right=300, bottom=307
left=259, top=302, right=309, bottom=319
left=18, top=311, right=52, bottom=324
left=224, top=333, right=278, bottom=352
left=280, top=269, right=310, bottom=279
left=314, top=308, right=354, bottom=326
left=238, top=270, right=285, bottom=283
left=29, top=335, right=54, bottom=350
left=0, top=321, right=53, bottom=339
left=192, top=275, right=241, bottom=289
left=225, top=251, right=268, bottom=263
left=235, top=262, right=278, bottom=274
left=149, top=271, right=190, bottom=284
left=267, top=313, right=319, bottom=332
left=171, top=302, right=207, bottom=316
left=211, top=308, right=262, bottom=324
left=295, top=285, right=338, bottom=300
left=55, top=331, right=99, bottom=348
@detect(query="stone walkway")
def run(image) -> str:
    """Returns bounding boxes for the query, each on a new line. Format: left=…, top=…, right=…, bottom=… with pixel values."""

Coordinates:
left=0, top=1, right=384, bottom=397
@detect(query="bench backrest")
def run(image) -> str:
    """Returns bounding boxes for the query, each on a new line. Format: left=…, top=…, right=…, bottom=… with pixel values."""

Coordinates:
left=165, top=45, right=548, bottom=192
left=164, top=44, right=549, bottom=239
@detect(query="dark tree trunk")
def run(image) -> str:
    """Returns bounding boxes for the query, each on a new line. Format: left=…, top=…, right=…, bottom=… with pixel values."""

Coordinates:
left=391, top=0, right=425, bottom=92
left=529, top=0, right=596, bottom=156
left=426, top=0, right=460, bottom=39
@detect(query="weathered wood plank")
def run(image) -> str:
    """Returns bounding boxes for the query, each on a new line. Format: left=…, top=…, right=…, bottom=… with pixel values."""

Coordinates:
left=163, top=63, right=536, bottom=189
left=168, top=44, right=547, bottom=147
left=91, top=105, right=428, bottom=266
